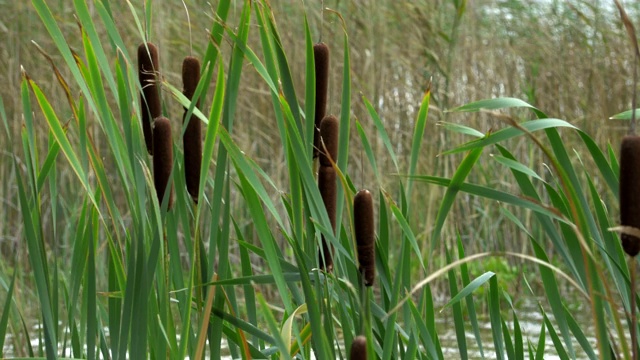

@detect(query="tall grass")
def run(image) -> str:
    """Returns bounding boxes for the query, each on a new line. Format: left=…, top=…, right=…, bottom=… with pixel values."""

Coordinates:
left=1, top=1, right=640, bottom=360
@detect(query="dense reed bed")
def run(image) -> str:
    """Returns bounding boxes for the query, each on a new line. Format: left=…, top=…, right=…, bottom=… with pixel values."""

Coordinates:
left=1, top=1, right=640, bottom=359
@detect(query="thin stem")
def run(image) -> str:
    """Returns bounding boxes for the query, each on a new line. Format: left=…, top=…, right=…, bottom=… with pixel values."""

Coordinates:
left=182, top=0, right=193, bottom=56
left=632, top=258, right=637, bottom=360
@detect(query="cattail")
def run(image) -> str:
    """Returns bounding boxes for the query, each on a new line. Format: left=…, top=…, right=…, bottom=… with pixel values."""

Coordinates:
left=317, top=115, right=339, bottom=271
left=354, top=189, right=375, bottom=286
left=153, top=117, right=174, bottom=209
left=313, top=42, right=329, bottom=159
left=138, top=42, right=162, bottom=155
left=620, top=135, right=640, bottom=256
left=319, top=115, right=339, bottom=167
left=182, top=56, right=202, bottom=203
left=318, top=166, right=336, bottom=271
left=349, top=335, right=367, bottom=360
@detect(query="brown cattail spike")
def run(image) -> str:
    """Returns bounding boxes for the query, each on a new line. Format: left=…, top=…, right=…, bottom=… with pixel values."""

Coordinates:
left=620, top=135, right=640, bottom=256
left=153, top=117, right=174, bottom=210
left=349, top=335, right=367, bottom=360
left=138, top=42, right=162, bottom=155
left=182, top=56, right=202, bottom=203
left=319, top=115, right=339, bottom=167
left=354, top=189, right=375, bottom=286
left=313, top=42, right=329, bottom=159
left=318, top=166, right=337, bottom=271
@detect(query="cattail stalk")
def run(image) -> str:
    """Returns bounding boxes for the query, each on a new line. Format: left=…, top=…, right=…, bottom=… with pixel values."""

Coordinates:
left=313, top=43, right=329, bottom=159
left=138, top=42, right=162, bottom=155
left=182, top=56, right=202, bottom=202
left=354, top=189, right=375, bottom=286
left=318, top=115, right=339, bottom=271
left=153, top=117, right=174, bottom=209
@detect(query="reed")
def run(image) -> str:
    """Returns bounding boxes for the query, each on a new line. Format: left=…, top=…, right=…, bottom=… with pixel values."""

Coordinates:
left=349, top=335, right=367, bottom=360
left=313, top=42, right=329, bottom=159
left=354, top=189, right=375, bottom=286
left=318, top=114, right=339, bottom=271
left=153, top=116, right=174, bottom=209
left=182, top=56, right=202, bottom=203
left=138, top=42, right=162, bottom=155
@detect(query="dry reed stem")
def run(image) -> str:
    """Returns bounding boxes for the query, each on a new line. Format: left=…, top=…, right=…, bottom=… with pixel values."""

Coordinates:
left=319, top=115, right=339, bottom=167
left=153, top=116, right=174, bottom=209
left=318, top=166, right=337, bottom=271
left=138, top=42, right=162, bottom=155
left=354, top=189, right=375, bottom=286
left=620, top=135, right=640, bottom=256
left=313, top=42, right=329, bottom=159
left=182, top=56, right=202, bottom=202
left=349, top=335, right=367, bottom=360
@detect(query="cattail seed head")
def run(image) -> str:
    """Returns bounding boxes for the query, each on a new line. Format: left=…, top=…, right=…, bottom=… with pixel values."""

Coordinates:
left=620, top=135, right=640, bottom=256
left=349, top=335, right=367, bottom=360
left=354, top=189, right=375, bottom=286
left=319, top=115, right=339, bottom=167
left=153, top=116, right=174, bottom=209
left=313, top=42, right=329, bottom=159
left=318, top=166, right=337, bottom=271
left=138, top=42, right=162, bottom=155
left=182, top=56, right=202, bottom=203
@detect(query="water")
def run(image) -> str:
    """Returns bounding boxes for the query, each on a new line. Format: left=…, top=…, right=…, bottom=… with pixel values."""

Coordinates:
left=2, top=300, right=607, bottom=359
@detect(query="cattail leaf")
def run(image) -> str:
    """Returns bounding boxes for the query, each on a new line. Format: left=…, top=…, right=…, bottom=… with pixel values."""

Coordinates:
left=411, top=174, right=568, bottom=223
left=257, top=294, right=292, bottom=360
left=280, top=303, right=308, bottom=360
left=445, top=248, right=468, bottom=359
left=441, top=271, right=495, bottom=311
left=27, top=79, right=101, bottom=217
left=440, top=119, right=577, bottom=156
left=564, top=303, right=598, bottom=360
left=0, top=95, right=8, bottom=139
left=530, top=239, right=575, bottom=357
left=491, top=154, right=544, bottom=181
left=407, top=85, right=431, bottom=201
left=577, top=130, right=618, bottom=199
left=430, top=147, right=483, bottom=253
left=267, top=9, right=302, bottom=132
left=488, top=276, right=505, bottom=360
left=407, top=297, right=441, bottom=359
left=437, top=121, right=485, bottom=138
left=457, top=236, right=485, bottom=357
left=448, top=97, right=548, bottom=119
left=541, top=308, right=571, bottom=360
left=0, top=270, right=16, bottom=356
left=362, top=96, right=399, bottom=172
left=355, top=119, right=380, bottom=183
left=15, top=166, right=57, bottom=359
left=73, top=0, right=117, bottom=93
left=388, top=201, right=425, bottom=271
left=609, top=108, right=640, bottom=120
